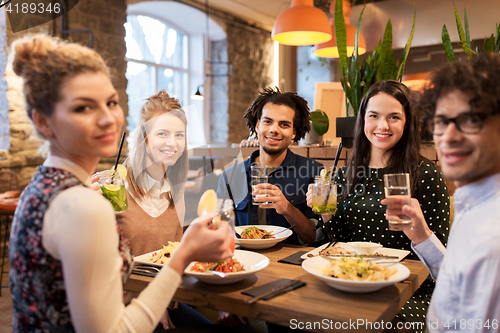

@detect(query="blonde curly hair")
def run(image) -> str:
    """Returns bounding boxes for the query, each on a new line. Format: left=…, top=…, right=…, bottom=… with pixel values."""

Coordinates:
left=11, top=34, right=110, bottom=126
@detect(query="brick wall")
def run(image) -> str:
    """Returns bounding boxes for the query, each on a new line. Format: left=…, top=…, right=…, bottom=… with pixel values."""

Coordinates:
left=0, top=0, right=128, bottom=189
left=226, top=23, right=273, bottom=144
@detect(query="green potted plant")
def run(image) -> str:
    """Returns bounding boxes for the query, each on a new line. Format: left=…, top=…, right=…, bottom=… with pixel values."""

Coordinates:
left=301, top=109, right=329, bottom=145
left=441, top=4, right=500, bottom=62
left=334, top=0, right=416, bottom=147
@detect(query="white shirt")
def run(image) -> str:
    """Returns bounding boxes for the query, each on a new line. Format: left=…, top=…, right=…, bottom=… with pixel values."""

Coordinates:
left=41, top=155, right=181, bottom=333
left=129, top=171, right=171, bottom=217
left=413, top=173, right=500, bottom=332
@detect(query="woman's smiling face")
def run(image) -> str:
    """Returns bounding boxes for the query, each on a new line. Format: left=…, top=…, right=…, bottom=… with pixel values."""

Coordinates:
left=364, top=92, right=406, bottom=154
left=145, top=112, right=186, bottom=168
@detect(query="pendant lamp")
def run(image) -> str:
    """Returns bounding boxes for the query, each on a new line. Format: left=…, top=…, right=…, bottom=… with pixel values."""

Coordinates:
left=314, top=0, right=366, bottom=58
left=272, top=0, right=332, bottom=46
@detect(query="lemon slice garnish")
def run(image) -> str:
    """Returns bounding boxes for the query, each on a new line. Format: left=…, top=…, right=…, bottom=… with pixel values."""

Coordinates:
left=111, top=164, right=127, bottom=179
left=197, top=189, right=218, bottom=216
left=104, top=184, right=121, bottom=191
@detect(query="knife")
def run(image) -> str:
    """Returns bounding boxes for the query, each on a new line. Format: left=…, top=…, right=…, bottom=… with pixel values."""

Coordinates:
left=245, top=280, right=302, bottom=304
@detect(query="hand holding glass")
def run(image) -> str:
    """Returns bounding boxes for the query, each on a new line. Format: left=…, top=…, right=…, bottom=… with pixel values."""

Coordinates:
left=384, top=173, right=412, bottom=231
left=251, top=165, right=269, bottom=205
left=311, top=176, right=337, bottom=215
left=97, top=170, right=128, bottom=213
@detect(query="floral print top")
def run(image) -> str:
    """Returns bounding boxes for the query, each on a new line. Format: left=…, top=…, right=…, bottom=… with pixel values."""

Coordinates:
left=9, top=166, right=133, bottom=332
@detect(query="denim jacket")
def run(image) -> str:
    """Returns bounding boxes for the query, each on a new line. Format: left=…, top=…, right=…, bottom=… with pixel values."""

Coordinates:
left=217, top=149, right=323, bottom=245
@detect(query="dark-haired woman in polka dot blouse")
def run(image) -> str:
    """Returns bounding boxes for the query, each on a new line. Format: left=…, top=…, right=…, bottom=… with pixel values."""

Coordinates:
left=307, top=81, right=450, bottom=332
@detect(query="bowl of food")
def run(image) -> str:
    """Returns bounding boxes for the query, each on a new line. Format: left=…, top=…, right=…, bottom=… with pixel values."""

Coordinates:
left=184, top=249, right=270, bottom=285
left=348, top=242, right=383, bottom=255
left=235, top=225, right=293, bottom=250
left=302, top=256, right=410, bottom=293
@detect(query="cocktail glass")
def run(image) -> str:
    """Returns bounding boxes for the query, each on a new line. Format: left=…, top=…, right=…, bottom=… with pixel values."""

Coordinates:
left=311, top=176, right=337, bottom=215
left=98, top=170, right=128, bottom=213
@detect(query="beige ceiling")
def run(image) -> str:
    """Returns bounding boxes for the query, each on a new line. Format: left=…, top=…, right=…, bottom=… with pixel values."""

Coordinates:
left=191, top=0, right=291, bottom=31
left=189, top=0, right=500, bottom=51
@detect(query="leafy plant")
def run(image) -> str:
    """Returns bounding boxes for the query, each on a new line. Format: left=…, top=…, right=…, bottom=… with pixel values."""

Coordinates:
left=335, top=0, right=416, bottom=116
left=442, top=3, right=500, bottom=62
left=310, top=109, right=330, bottom=136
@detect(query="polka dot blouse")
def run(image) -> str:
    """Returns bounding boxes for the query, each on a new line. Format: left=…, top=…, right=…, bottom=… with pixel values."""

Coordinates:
left=326, top=160, right=450, bottom=259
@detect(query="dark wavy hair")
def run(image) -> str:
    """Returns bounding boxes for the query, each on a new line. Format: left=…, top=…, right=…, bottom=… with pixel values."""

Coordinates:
left=341, top=80, right=422, bottom=201
left=420, top=52, right=500, bottom=120
left=243, top=87, right=311, bottom=142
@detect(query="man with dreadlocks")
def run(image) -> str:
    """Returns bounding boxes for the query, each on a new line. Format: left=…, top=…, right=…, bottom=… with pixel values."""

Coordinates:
left=217, top=87, right=324, bottom=245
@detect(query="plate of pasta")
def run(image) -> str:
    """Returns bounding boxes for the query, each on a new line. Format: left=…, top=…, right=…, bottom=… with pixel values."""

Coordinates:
left=184, top=250, right=270, bottom=285
left=133, top=241, right=180, bottom=267
left=302, top=256, right=410, bottom=293
left=234, top=225, right=293, bottom=250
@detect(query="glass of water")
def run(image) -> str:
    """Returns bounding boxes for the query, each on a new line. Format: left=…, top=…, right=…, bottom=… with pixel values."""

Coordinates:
left=383, top=173, right=411, bottom=231
left=250, top=164, right=268, bottom=205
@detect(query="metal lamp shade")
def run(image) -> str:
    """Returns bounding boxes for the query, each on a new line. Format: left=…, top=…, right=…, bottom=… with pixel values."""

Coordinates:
left=272, top=0, right=331, bottom=46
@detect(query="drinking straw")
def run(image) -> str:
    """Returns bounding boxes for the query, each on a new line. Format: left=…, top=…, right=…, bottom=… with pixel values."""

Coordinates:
left=323, top=142, right=343, bottom=206
left=329, top=142, right=343, bottom=182
left=222, top=157, right=239, bottom=204
left=111, top=132, right=126, bottom=182
left=222, top=158, right=239, bottom=225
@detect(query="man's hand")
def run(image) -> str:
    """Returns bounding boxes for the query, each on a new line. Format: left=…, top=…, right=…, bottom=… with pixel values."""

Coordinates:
left=381, top=197, right=432, bottom=245
left=253, top=183, right=291, bottom=215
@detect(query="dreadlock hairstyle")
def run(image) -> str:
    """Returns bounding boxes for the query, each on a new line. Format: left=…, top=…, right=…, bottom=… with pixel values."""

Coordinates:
left=340, top=80, right=423, bottom=202
left=243, top=87, right=311, bottom=142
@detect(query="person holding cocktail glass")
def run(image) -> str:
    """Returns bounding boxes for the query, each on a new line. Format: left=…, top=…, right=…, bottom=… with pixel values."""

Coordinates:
left=306, top=80, right=450, bottom=332
left=8, top=34, right=233, bottom=333
left=115, top=90, right=187, bottom=257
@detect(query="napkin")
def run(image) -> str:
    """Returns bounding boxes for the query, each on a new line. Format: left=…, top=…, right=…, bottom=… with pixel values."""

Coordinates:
left=277, top=251, right=307, bottom=265
left=242, top=278, right=306, bottom=301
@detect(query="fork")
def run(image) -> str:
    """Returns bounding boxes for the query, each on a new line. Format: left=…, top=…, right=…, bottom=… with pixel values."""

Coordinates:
left=260, top=224, right=296, bottom=239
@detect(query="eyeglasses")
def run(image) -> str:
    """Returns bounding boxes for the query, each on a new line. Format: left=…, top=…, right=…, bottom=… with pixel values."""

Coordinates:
left=428, top=112, right=493, bottom=135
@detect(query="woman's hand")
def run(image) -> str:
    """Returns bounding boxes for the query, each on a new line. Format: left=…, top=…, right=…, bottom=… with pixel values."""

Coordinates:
left=168, top=214, right=233, bottom=275
left=90, top=173, right=102, bottom=193
left=381, top=197, right=432, bottom=245
left=307, top=183, right=333, bottom=222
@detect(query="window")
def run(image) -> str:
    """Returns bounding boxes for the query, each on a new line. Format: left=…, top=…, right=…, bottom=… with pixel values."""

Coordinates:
left=125, top=15, right=189, bottom=140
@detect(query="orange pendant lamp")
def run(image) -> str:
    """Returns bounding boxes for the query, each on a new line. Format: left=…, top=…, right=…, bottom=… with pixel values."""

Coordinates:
left=314, top=0, right=366, bottom=58
left=272, top=0, right=332, bottom=46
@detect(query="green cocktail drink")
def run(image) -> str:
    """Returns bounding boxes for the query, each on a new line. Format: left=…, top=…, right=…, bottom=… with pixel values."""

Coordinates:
left=98, top=169, right=128, bottom=213
left=311, top=176, right=337, bottom=215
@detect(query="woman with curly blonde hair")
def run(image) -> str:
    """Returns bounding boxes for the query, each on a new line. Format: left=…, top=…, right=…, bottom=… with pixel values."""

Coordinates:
left=8, top=34, right=233, bottom=333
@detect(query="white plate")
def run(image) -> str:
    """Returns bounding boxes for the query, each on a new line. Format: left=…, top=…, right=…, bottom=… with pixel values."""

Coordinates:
left=184, top=249, right=270, bottom=285
left=301, top=242, right=410, bottom=261
left=235, top=225, right=293, bottom=250
left=134, top=250, right=170, bottom=268
left=302, top=256, right=410, bottom=293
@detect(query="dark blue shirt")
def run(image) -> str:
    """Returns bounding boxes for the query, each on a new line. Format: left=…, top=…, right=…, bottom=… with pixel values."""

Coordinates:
left=217, top=149, right=324, bottom=245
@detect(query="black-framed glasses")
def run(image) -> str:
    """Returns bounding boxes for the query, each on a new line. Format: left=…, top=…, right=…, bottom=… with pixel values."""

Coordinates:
left=427, top=112, right=493, bottom=135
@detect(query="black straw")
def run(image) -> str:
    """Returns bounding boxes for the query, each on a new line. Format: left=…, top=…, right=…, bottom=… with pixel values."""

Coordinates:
left=222, top=158, right=239, bottom=204
left=323, top=142, right=343, bottom=207
left=329, top=142, right=343, bottom=182
left=111, top=132, right=126, bottom=181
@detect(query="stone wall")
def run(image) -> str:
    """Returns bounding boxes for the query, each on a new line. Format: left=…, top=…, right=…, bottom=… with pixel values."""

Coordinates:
left=0, top=0, right=128, bottom=189
left=226, top=24, right=273, bottom=144
left=209, top=39, right=229, bottom=143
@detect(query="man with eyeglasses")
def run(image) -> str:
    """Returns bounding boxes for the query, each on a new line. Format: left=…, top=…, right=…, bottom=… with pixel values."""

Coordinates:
left=384, top=53, right=500, bottom=332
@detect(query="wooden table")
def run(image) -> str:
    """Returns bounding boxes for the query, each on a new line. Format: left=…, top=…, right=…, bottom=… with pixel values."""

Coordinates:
left=125, top=245, right=429, bottom=333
